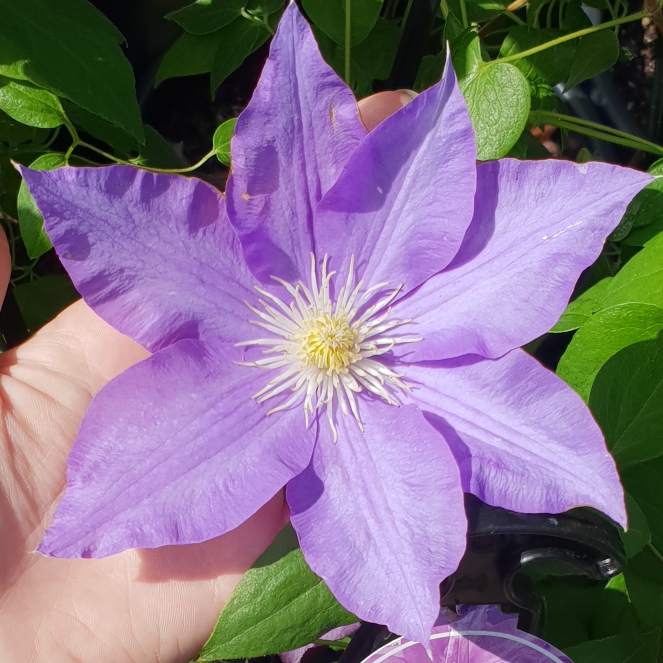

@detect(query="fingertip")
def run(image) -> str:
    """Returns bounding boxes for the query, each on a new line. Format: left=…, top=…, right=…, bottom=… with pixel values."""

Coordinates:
left=358, top=90, right=418, bottom=132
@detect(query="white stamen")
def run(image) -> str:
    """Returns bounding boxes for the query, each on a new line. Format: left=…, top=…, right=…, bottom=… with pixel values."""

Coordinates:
left=237, top=253, right=418, bottom=434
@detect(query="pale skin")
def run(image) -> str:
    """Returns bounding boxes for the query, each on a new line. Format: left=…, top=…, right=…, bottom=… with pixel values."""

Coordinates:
left=0, top=92, right=413, bottom=663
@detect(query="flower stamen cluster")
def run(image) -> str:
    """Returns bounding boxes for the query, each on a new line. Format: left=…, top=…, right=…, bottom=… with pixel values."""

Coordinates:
left=237, top=254, right=419, bottom=439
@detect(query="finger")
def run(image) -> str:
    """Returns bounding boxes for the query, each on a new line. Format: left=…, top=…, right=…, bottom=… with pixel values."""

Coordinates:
left=0, top=301, right=149, bottom=532
left=357, top=90, right=418, bottom=131
left=0, top=228, right=11, bottom=303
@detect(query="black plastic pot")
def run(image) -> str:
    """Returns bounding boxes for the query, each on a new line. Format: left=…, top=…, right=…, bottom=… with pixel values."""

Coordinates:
left=337, top=494, right=625, bottom=663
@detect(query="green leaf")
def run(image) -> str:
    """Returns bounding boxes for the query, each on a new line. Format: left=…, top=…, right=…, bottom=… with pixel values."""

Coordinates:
left=450, top=30, right=482, bottom=81
left=135, top=126, right=183, bottom=169
left=62, top=101, right=139, bottom=154
left=0, top=108, right=49, bottom=148
left=564, top=30, right=620, bottom=91
left=322, top=18, right=401, bottom=94
left=13, top=274, right=79, bottom=334
left=0, top=0, right=143, bottom=142
left=301, top=0, right=383, bottom=47
left=621, top=493, right=652, bottom=558
left=601, top=232, right=663, bottom=310
left=619, top=162, right=663, bottom=246
left=210, top=19, right=263, bottom=92
left=213, top=118, right=236, bottom=164
left=624, top=545, right=663, bottom=632
left=0, top=79, right=64, bottom=128
left=0, top=156, right=21, bottom=217
left=499, top=27, right=576, bottom=86
left=167, top=0, right=246, bottom=35
left=17, top=152, right=67, bottom=259
left=414, top=51, right=445, bottom=92
left=557, top=303, right=663, bottom=402
left=550, top=278, right=613, bottom=332
left=460, top=61, right=532, bottom=161
left=505, top=129, right=550, bottom=159
left=447, top=0, right=509, bottom=23
left=246, top=0, right=284, bottom=13
left=560, top=0, right=592, bottom=30
left=622, top=457, right=663, bottom=554
left=537, top=578, right=635, bottom=650
left=349, top=18, right=400, bottom=81
left=197, top=525, right=355, bottom=661
left=563, top=630, right=660, bottom=663
left=590, top=332, right=663, bottom=467
left=156, top=31, right=220, bottom=85
left=157, top=17, right=263, bottom=94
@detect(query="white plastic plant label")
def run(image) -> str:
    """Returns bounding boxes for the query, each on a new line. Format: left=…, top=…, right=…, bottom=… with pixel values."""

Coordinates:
left=361, top=606, right=574, bottom=663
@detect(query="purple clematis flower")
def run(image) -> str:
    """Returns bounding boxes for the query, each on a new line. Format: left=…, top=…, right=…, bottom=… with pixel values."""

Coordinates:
left=22, top=2, right=651, bottom=644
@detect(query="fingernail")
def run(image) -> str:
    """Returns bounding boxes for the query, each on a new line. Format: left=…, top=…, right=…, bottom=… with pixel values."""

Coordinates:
left=395, top=89, right=419, bottom=105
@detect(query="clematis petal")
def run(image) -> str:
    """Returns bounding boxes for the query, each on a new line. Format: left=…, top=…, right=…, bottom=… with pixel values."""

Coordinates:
left=39, top=340, right=315, bottom=558
left=21, top=165, right=256, bottom=352
left=403, top=349, right=626, bottom=527
left=314, top=56, right=476, bottom=294
left=391, top=159, right=652, bottom=362
left=287, top=401, right=466, bottom=644
left=227, top=2, right=366, bottom=284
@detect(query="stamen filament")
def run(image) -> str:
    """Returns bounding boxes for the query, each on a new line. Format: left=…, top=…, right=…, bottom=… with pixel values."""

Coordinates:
left=240, top=253, right=418, bottom=434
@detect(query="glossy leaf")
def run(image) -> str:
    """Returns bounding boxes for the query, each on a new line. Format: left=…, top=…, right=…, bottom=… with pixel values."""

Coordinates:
left=0, top=80, right=64, bottom=128
left=301, top=0, right=382, bottom=47
left=62, top=101, right=140, bottom=154
left=558, top=304, right=663, bottom=401
left=156, top=31, right=221, bottom=85
left=459, top=61, right=530, bottom=160
left=590, top=333, right=663, bottom=467
left=601, top=232, right=663, bottom=310
left=0, top=0, right=143, bottom=141
left=550, top=278, right=613, bottom=333
left=156, top=17, right=264, bottom=94
left=166, top=0, right=246, bottom=35
left=563, top=630, right=659, bottom=663
left=564, top=30, right=620, bottom=91
left=17, top=152, right=67, bottom=259
left=213, top=118, right=236, bottom=164
left=210, top=19, right=264, bottom=92
left=619, top=160, right=663, bottom=246
left=499, top=27, right=576, bottom=86
left=196, top=525, right=355, bottom=661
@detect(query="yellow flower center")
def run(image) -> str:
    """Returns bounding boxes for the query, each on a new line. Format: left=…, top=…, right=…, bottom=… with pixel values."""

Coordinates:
left=298, top=314, right=359, bottom=372
left=238, top=254, right=421, bottom=440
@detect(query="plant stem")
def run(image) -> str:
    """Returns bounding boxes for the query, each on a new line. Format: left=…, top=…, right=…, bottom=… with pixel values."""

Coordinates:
left=459, top=0, right=469, bottom=27
left=345, top=0, right=351, bottom=85
left=530, top=110, right=663, bottom=156
left=77, top=140, right=127, bottom=164
left=157, top=148, right=217, bottom=174
left=60, top=112, right=216, bottom=173
left=491, top=11, right=647, bottom=65
left=648, top=541, right=663, bottom=565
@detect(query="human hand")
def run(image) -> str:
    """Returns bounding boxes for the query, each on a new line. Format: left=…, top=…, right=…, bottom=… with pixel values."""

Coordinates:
left=0, top=91, right=413, bottom=663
